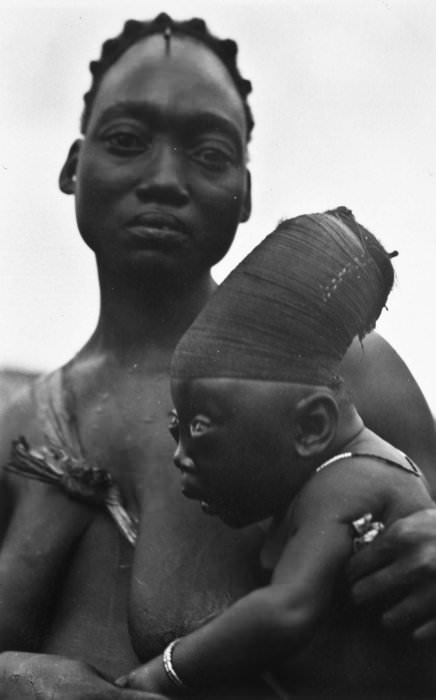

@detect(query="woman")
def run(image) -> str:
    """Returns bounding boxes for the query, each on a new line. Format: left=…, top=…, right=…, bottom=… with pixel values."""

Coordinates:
left=1, top=13, right=436, bottom=700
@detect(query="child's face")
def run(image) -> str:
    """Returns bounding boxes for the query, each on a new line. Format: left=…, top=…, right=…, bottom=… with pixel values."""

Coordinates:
left=170, top=377, right=308, bottom=527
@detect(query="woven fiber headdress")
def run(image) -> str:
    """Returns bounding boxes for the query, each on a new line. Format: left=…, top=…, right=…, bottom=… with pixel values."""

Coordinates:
left=172, top=207, right=396, bottom=385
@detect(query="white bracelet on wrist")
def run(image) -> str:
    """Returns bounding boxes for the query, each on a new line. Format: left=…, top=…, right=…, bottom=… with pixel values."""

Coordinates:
left=162, top=638, right=189, bottom=691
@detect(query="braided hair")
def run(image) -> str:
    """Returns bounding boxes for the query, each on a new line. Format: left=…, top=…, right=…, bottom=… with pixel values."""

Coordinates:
left=80, top=12, right=254, bottom=140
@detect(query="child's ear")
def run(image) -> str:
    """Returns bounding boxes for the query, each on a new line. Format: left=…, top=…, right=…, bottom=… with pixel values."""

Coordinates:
left=294, top=391, right=338, bottom=458
left=59, top=139, right=82, bottom=194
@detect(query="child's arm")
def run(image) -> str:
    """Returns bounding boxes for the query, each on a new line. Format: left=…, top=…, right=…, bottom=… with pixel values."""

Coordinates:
left=120, top=485, right=355, bottom=695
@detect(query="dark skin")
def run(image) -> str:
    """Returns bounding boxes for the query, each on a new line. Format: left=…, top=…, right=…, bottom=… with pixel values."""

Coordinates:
left=0, top=653, right=167, bottom=700
left=123, top=379, right=436, bottom=697
left=349, top=508, right=436, bottom=640
left=1, top=30, right=436, bottom=700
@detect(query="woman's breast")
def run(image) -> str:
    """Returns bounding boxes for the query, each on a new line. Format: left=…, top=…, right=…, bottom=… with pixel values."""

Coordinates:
left=43, top=450, right=265, bottom=675
left=42, top=514, right=139, bottom=677
left=129, top=471, right=264, bottom=660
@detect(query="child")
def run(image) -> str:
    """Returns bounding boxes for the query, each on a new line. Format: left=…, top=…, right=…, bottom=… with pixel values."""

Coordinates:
left=119, top=207, right=436, bottom=698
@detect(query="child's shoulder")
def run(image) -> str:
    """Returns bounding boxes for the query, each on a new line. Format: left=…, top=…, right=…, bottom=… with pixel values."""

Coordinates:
left=293, top=435, right=432, bottom=529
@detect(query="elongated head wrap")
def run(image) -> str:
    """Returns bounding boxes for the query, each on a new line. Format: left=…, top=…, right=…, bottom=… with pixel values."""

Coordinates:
left=172, top=207, right=396, bottom=385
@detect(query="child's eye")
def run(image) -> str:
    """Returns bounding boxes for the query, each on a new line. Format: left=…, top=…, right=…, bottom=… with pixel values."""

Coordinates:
left=189, top=416, right=211, bottom=438
left=168, top=410, right=179, bottom=441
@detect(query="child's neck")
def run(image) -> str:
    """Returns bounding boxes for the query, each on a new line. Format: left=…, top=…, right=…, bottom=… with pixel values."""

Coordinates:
left=328, top=406, right=367, bottom=458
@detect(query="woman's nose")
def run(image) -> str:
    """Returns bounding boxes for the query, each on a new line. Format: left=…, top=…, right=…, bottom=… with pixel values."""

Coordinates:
left=136, top=142, right=189, bottom=205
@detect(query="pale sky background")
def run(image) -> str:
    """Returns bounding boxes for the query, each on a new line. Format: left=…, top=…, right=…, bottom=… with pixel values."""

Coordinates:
left=0, top=0, right=435, bottom=410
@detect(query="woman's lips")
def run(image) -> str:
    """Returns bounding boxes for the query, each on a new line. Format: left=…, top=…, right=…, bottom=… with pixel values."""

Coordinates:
left=128, top=211, right=188, bottom=237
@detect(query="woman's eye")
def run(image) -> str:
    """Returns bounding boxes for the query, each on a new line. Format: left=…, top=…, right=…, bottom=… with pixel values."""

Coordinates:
left=190, top=417, right=211, bottom=437
left=105, top=131, right=146, bottom=153
left=192, top=146, right=233, bottom=171
left=168, top=410, right=179, bottom=441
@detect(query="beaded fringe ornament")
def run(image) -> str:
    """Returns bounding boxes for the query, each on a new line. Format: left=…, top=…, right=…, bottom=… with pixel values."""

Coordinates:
left=6, top=436, right=138, bottom=546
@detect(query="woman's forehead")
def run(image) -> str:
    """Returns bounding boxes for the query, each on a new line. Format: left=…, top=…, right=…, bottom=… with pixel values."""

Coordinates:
left=88, top=34, right=247, bottom=137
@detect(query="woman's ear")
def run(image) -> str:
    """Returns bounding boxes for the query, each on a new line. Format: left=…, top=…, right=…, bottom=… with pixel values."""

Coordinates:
left=239, top=169, right=252, bottom=223
left=294, top=391, right=338, bottom=458
left=59, top=139, right=82, bottom=194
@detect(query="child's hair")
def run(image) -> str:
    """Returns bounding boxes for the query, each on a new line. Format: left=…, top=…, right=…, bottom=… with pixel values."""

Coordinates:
left=171, top=206, right=397, bottom=386
left=80, top=12, right=254, bottom=140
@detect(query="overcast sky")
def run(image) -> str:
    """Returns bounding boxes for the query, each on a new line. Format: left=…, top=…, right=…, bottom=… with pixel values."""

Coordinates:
left=1, top=0, right=435, bottom=410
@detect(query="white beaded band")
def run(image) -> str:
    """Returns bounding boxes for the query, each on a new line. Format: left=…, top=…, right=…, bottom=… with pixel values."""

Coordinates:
left=162, top=638, right=189, bottom=691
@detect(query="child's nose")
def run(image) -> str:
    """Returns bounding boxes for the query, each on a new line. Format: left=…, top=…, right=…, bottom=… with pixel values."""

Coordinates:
left=173, top=443, right=196, bottom=472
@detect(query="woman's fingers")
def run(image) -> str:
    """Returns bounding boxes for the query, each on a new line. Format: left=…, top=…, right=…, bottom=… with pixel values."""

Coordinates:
left=413, top=618, right=436, bottom=641
left=351, top=562, right=403, bottom=605
left=348, top=532, right=394, bottom=583
left=350, top=509, right=436, bottom=584
left=349, top=509, right=436, bottom=637
left=381, top=581, right=436, bottom=632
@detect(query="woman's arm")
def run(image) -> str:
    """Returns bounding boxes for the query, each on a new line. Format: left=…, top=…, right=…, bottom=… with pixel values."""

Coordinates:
left=341, top=332, right=436, bottom=490
left=0, top=651, right=169, bottom=700
left=0, top=472, right=92, bottom=651
left=0, top=395, right=160, bottom=697
left=342, top=334, right=436, bottom=638
left=0, top=388, right=94, bottom=651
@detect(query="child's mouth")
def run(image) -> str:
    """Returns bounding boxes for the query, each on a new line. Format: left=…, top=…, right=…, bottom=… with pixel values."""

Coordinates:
left=179, top=472, right=220, bottom=516
left=200, top=500, right=219, bottom=516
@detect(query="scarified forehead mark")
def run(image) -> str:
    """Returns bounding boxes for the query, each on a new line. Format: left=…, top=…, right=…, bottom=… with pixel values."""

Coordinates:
left=80, top=14, right=254, bottom=139
left=164, top=26, right=172, bottom=55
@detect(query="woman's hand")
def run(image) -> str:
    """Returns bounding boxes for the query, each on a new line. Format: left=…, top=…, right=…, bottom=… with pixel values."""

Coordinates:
left=0, top=652, right=170, bottom=699
left=349, top=508, right=436, bottom=640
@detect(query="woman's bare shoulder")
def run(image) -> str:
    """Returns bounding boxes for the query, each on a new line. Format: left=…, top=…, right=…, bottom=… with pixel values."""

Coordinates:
left=341, top=332, right=428, bottom=406
left=0, top=371, right=49, bottom=468
left=340, top=332, right=436, bottom=488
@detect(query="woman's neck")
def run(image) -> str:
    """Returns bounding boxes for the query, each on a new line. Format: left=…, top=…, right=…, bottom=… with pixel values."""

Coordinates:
left=84, top=268, right=217, bottom=363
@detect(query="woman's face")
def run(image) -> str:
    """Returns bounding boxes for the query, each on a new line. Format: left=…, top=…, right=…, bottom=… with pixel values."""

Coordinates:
left=66, top=34, right=251, bottom=282
left=170, top=377, right=307, bottom=528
